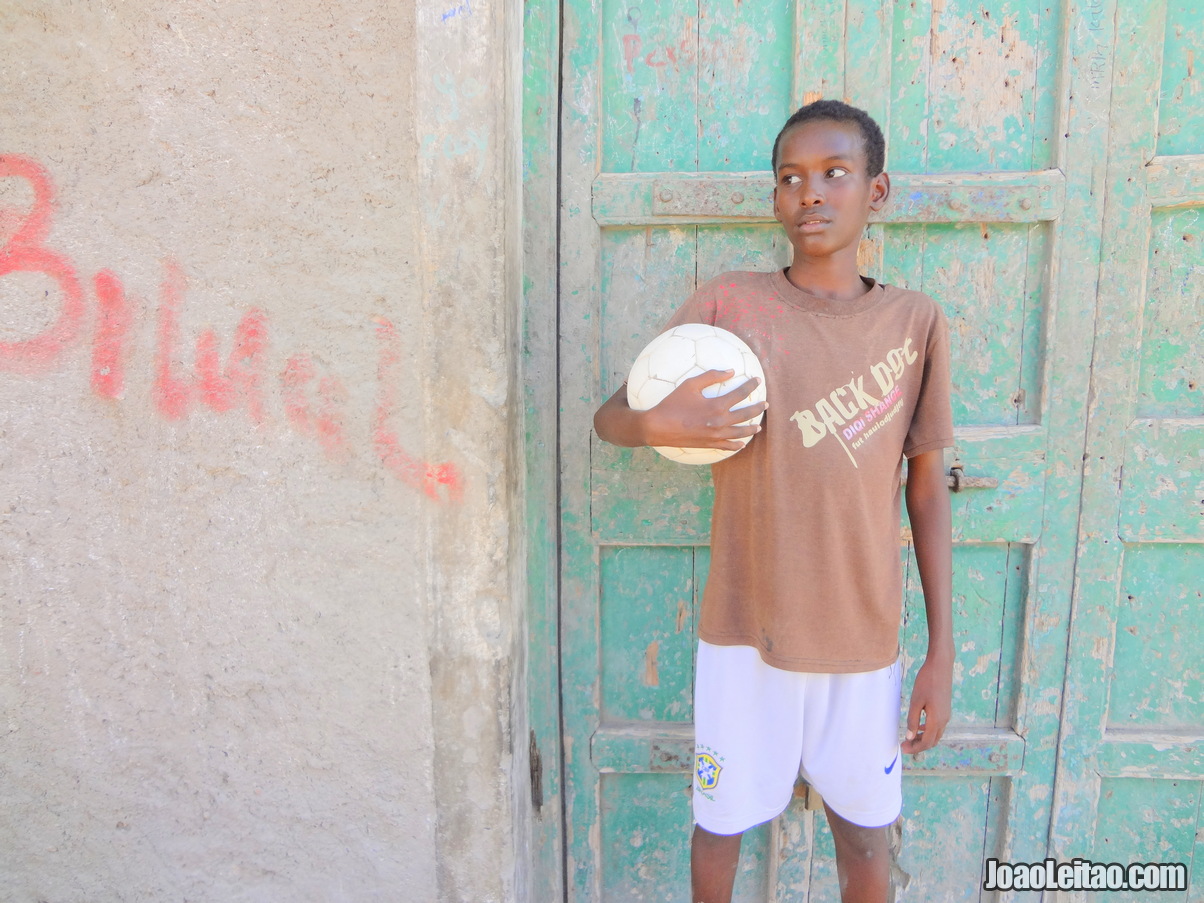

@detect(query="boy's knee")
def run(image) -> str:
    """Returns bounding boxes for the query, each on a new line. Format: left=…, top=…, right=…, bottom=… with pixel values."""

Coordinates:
left=825, top=805, right=891, bottom=857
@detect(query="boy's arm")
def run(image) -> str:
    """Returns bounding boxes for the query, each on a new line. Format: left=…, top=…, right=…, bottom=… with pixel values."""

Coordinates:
left=593, top=370, right=767, bottom=449
left=901, top=448, right=954, bottom=755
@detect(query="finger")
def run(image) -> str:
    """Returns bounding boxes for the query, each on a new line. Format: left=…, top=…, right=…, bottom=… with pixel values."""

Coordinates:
left=683, top=368, right=736, bottom=390
left=707, top=423, right=765, bottom=445
left=902, top=720, right=931, bottom=755
left=715, top=403, right=766, bottom=425
left=726, top=422, right=763, bottom=438
left=905, top=731, right=935, bottom=754
left=723, top=403, right=769, bottom=425
left=718, top=376, right=763, bottom=403
left=927, top=714, right=948, bottom=747
left=905, top=696, right=922, bottom=740
left=703, top=426, right=762, bottom=450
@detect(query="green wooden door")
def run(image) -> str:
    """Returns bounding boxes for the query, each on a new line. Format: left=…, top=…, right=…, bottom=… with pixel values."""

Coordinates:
left=543, top=0, right=1202, bottom=899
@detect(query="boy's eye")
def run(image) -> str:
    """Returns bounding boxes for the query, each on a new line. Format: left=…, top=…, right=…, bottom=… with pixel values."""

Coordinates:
left=827, top=167, right=849, bottom=178
left=782, top=174, right=802, bottom=185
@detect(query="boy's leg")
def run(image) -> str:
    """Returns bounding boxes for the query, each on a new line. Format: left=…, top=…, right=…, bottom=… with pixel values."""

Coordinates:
left=691, top=642, right=806, bottom=901
left=691, top=825, right=742, bottom=903
left=800, top=660, right=904, bottom=903
left=824, top=803, right=890, bottom=903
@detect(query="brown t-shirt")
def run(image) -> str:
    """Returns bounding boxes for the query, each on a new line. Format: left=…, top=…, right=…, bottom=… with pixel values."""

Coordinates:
left=663, top=270, right=954, bottom=672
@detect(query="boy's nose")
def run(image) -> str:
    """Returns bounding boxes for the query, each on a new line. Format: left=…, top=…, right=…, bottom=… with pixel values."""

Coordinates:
left=800, top=177, right=824, bottom=205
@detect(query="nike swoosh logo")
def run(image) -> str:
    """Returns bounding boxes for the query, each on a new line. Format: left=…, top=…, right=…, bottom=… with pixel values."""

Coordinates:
left=884, top=752, right=899, bottom=774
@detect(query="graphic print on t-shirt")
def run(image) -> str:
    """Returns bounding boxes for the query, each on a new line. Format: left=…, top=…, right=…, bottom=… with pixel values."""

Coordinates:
left=788, top=337, right=919, bottom=467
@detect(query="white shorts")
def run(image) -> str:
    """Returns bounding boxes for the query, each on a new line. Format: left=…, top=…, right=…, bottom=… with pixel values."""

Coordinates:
left=692, top=641, right=903, bottom=834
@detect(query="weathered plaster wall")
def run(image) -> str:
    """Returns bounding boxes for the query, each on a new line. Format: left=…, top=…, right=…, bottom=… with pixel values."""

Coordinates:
left=0, top=2, right=521, bottom=900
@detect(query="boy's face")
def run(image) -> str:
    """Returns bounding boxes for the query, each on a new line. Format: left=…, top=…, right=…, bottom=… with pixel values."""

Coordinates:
left=772, top=119, right=890, bottom=262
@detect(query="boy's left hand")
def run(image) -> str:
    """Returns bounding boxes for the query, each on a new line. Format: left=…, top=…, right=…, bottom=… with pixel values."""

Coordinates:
left=902, top=655, right=952, bottom=755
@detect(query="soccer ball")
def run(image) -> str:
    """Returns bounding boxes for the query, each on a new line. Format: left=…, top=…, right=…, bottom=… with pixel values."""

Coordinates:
left=626, top=323, right=767, bottom=465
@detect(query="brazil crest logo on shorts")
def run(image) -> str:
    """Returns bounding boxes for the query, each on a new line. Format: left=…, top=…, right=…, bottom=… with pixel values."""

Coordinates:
left=695, top=752, right=722, bottom=791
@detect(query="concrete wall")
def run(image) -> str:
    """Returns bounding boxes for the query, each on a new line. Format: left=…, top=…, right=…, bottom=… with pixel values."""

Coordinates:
left=0, top=2, right=524, bottom=900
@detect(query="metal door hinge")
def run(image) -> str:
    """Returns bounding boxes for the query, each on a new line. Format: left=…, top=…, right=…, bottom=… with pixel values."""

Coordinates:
left=529, top=729, right=544, bottom=811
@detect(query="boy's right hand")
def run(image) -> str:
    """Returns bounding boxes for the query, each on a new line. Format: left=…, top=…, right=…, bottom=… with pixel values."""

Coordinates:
left=639, top=369, right=767, bottom=450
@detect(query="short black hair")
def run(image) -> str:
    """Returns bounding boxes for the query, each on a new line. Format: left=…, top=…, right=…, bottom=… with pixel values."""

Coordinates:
left=771, top=100, right=886, bottom=178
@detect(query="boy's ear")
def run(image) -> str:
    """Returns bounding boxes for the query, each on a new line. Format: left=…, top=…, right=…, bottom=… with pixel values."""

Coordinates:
left=869, top=171, right=891, bottom=211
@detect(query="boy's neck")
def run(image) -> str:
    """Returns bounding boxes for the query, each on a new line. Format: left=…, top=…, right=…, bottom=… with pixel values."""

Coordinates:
left=784, top=254, right=871, bottom=302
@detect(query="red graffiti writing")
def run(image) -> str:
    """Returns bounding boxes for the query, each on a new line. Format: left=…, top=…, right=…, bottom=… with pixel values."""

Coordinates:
left=152, top=259, right=268, bottom=422
left=372, top=318, right=463, bottom=503
left=619, top=16, right=748, bottom=74
left=0, top=154, right=463, bottom=503
left=91, top=269, right=131, bottom=399
left=622, top=33, right=643, bottom=73
left=281, top=352, right=350, bottom=462
left=0, top=155, right=86, bottom=373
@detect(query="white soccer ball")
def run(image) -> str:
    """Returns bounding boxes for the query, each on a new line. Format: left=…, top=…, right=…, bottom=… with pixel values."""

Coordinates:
left=626, top=323, right=767, bottom=465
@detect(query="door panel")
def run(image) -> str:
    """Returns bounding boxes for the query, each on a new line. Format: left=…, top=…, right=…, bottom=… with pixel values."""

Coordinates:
left=888, top=0, right=1062, bottom=175
left=1093, top=778, right=1202, bottom=903
left=598, top=0, right=795, bottom=175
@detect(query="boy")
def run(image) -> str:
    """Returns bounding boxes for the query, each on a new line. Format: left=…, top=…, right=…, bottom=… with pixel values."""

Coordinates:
left=593, top=100, right=954, bottom=903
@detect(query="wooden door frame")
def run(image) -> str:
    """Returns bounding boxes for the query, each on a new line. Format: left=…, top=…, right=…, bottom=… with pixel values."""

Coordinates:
left=522, top=0, right=567, bottom=899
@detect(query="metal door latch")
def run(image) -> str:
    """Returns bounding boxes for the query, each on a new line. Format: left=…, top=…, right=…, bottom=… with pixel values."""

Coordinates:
left=947, top=464, right=1000, bottom=492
